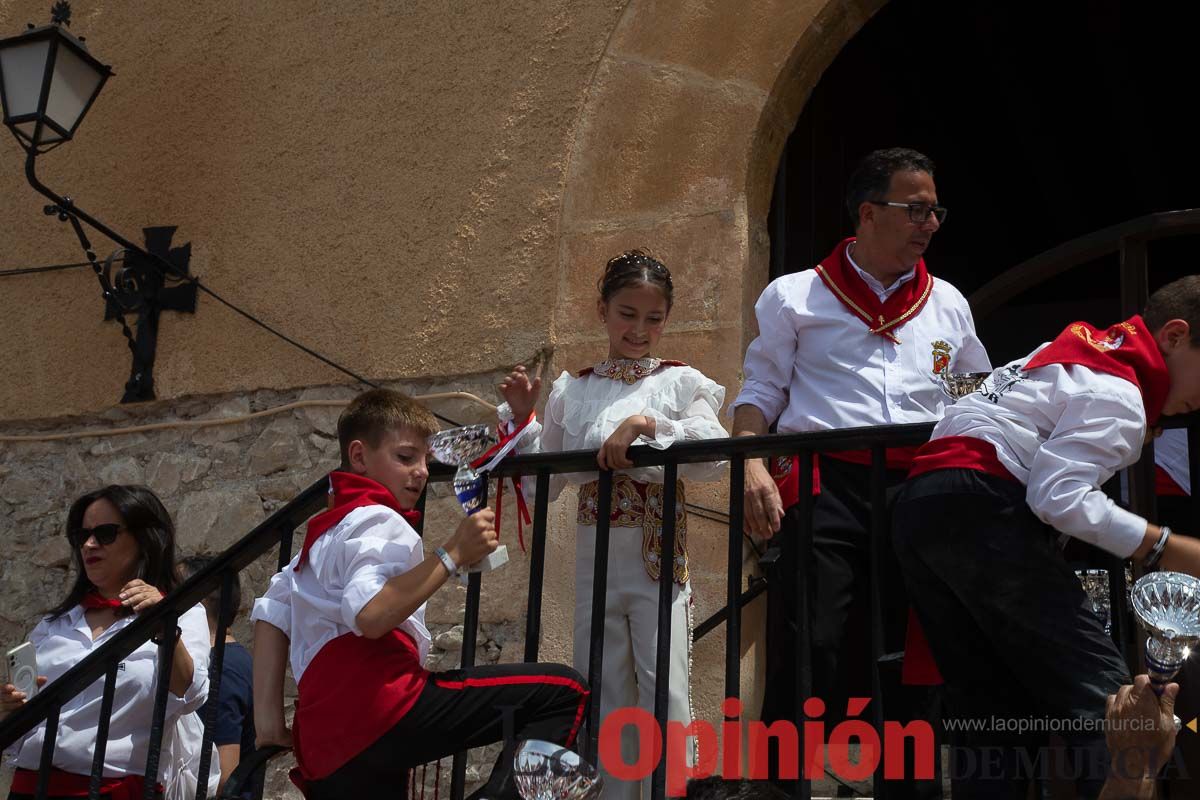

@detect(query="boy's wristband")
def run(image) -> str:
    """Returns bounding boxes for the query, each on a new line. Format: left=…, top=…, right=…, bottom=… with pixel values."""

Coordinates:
left=434, top=546, right=459, bottom=577
left=1144, top=526, right=1171, bottom=571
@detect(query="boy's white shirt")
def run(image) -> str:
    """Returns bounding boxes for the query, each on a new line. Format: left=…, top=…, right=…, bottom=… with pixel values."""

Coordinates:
left=932, top=351, right=1150, bottom=557
left=251, top=505, right=430, bottom=683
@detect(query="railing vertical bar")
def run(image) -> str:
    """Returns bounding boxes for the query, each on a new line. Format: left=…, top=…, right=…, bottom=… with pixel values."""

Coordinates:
left=276, top=524, right=294, bottom=572
left=794, top=451, right=814, bottom=800
left=88, top=663, right=120, bottom=800
left=868, top=445, right=888, bottom=800
left=585, top=469, right=615, bottom=765
left=197, top=572, right=235, bottom=800
left=650, top=462, right=679, bottom=800
left=451, top=479, right=489, bottom=800
left=414, top=489, right=428, bottom=536
left=524, top=470, right=551, bottom=662
left=35, top=704, right=60, bottom=800
left=724, top=456, right=745, bottom=702
left=143, top=614, right=180, bottom=800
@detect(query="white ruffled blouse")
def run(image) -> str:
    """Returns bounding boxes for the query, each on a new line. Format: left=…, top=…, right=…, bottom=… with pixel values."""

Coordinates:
left=512, top=362, right=729, bottom=500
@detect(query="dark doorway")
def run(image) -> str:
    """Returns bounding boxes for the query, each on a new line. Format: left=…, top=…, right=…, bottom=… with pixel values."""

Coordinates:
left=769, top=0, right=1200, bottom=363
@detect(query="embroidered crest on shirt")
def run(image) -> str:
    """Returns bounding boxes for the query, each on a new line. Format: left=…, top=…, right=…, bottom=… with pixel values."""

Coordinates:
left=591, top=358, right=663, bottom=384
left=931, top=340, right=952, bottom=375
left=1071, top=322, right=1135, bottom=353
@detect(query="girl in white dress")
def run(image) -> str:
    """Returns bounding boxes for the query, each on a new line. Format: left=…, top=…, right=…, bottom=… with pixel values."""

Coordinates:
left=499, top=250, right=727, bottom=800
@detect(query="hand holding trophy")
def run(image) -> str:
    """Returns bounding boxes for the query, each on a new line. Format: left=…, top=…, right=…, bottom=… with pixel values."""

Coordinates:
left=428, top=424, right=511, bottom=579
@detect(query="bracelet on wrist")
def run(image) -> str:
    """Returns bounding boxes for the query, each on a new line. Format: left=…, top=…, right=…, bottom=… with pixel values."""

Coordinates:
left=1144, top=526, right=1171, bottom=571
left=151, top=625, right=182, bottom=646
left=435, top=546, right=459, bottom=577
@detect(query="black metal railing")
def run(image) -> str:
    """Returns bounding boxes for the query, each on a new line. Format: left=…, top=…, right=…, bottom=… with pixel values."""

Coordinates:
left=2, top=417, right=1197, bottom=800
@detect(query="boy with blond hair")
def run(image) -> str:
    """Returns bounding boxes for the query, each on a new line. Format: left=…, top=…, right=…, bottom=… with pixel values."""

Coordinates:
left=251, top=389, right=588, bottom=800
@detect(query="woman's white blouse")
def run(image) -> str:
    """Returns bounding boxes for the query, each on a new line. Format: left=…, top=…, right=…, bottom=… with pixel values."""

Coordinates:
left=515, top=365, right=729, bottom=499
left=5, top=603, right=209, bottom=779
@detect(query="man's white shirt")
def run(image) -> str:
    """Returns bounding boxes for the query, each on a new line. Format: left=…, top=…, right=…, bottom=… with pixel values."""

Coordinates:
left=732, top=256, right=991, bottom=431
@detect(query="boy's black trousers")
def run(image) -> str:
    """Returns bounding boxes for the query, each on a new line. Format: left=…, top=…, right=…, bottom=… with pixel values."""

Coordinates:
left=307, top=662, right=589, bottom=800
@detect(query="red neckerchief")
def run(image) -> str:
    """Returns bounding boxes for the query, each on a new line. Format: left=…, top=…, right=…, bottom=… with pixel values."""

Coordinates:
left=81, top=590, right=145, bottom=617
left=576, top=359, right=688, bottom=379
left=813, top=237, right=934, bottom=344
left=295, top=471, right=422, bottom=571
left=1024, top=315, right=1169, bottom=425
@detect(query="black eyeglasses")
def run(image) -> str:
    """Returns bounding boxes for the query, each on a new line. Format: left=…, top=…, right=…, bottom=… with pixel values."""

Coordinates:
left=68, top=523, right=123, bottom=549
left=869, top=201, right=948, bottom=224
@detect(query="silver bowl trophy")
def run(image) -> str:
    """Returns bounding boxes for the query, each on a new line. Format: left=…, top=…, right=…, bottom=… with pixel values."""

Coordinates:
left=1131, top=571, right=1200, bottom=697
left=513, top=740, right=603, bottom=800
left=939, top=371, right=991, bottom=401
left=428, top=424, right=509, bottom=576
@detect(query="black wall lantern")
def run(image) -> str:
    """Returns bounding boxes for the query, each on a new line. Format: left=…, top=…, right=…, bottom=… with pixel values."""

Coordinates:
left=0, top=1, right=196, bottom=402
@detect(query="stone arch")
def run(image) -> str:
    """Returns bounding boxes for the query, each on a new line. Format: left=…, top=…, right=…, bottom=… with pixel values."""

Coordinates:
left=551, top=0, right=887, bottom=718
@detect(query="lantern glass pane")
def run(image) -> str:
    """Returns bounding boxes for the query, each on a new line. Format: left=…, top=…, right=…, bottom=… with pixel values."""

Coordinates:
left=45, top=43, right=102, bottom=134
left=0, top=39, right=51, bottom=119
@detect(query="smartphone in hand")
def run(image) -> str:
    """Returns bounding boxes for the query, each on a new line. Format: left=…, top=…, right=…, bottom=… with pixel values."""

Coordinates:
left=6, top=643, right=39, bottom=699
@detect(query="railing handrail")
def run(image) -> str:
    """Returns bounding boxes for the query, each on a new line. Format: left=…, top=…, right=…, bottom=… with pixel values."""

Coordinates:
left=5, top=411, right=1197, bottom=750
left=968, top=207, right=1200, bottom=319
left=0, top=421, right=931, bottom=749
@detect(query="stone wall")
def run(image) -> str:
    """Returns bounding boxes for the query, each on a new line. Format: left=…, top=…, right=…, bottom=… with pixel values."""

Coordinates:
left=0, top=374, right=763, bottom=798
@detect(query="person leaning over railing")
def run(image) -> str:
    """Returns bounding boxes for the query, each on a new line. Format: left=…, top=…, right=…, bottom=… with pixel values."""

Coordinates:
left=0, top=485, right=209, bottom=800
left=250, top=389, right=589, bottom=800
left=893, top=276, right=1200, bottom=798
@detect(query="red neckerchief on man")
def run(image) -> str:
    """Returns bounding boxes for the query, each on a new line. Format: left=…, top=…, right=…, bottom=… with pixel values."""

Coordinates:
left=813, top=237, right=934, bottom=344
left=1024, top=314, right=1169, bottom=425
left=295, top=471, right=422, bottom=571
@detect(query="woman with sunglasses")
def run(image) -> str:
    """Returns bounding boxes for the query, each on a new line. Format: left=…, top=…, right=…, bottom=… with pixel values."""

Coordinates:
left=1, top=485, right=209, bottom=800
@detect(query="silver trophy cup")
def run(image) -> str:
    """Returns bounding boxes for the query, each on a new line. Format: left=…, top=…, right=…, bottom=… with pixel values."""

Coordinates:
left=939, top=371, right=990, bottom=401
left=513, top=740, right=603, bottom=800
left=427, top=424, right=509, bottom=575
left=1131, top=571, right=1200, bottom=694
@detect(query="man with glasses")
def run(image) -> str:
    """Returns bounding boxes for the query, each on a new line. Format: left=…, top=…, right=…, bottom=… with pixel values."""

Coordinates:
left=731, top=147, right=989, bottom=794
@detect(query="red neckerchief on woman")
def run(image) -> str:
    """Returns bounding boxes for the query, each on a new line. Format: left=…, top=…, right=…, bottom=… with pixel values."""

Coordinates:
left=81, top=590, right=137, bottom=617
left=1024, top=314, right=1169, bottom=425
left=295, top=471, right=422, bottom=571
left=813, top=237, right=934, bottom=344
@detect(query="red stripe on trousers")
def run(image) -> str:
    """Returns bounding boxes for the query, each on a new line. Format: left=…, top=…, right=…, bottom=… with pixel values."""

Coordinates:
left=432, top=674, right=590, bottom=748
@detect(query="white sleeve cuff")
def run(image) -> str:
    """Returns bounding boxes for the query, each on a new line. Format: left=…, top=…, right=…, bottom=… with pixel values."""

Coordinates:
left=641, top=409, right=681, bottom=449
left=250, top=596, right=292, bottom=637
left=1102, top=506, right=1149, bottom=559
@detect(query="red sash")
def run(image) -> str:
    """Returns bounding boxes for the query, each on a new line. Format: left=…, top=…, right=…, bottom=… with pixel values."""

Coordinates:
left=10, top=769, right=152, bottom=799
left=292, top=630, right=429, bottom=785
left=813, top=238, right=933, bottom=344
left=908, top=436, right=1016, bottom=481
left=296, top=472, right=422, bottom=571
left=1024, top=315, right=1169, bottom=426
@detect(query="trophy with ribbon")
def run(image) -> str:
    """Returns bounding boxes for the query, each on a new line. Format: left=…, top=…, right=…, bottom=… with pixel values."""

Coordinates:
left=513, top=740, right=603, bottom=800
left=428, top=413, right=537, bottom=578
left=1131, top=571, right=1200, bottom=696
left=939, top=371, right=990, bottom=401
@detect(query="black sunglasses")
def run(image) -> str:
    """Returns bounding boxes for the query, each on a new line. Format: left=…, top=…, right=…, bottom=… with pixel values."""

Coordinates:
left=68, top=523, right=123, bottom=549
